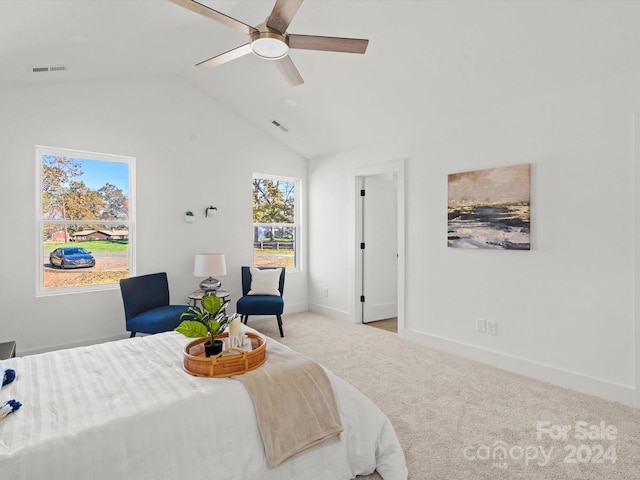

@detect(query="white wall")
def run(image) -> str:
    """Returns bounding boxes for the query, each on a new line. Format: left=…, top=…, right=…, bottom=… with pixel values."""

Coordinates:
left=3, top=43, right=637, bottom=407
left=0, top=76, right=307, bottom=354
left=309, top=68, right=640, bottom=406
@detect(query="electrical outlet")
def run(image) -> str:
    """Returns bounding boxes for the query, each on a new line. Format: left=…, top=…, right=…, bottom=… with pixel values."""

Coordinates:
left=487, top=320, right=497, bottom=336
left=322, top=287, right=329, bottom=297
left=476, top=317, right=486, bottom=333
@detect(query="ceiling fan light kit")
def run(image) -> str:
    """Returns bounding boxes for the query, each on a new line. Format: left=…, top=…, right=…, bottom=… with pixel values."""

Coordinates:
left=250, top=27, right=289, bottom=60
left=170, top=0, right=369, bottom=86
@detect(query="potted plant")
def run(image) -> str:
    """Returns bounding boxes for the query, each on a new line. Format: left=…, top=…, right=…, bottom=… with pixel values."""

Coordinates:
left=176, top=294, right=234, bottom=356
left=185, top=211, right=195, bottom=223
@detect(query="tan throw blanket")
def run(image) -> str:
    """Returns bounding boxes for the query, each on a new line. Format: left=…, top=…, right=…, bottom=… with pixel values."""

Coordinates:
left=232, top=338, right=344, bottom=468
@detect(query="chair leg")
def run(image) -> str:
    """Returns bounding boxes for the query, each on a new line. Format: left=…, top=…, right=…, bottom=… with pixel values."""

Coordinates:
left=276, top=315, right=284, bottom=337
left=129, top=332, right=136, bottom=338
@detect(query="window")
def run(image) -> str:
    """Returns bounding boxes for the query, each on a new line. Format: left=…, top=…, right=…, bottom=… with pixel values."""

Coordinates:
left=252, top=175, right=299, bottom=269
left=36, top=146, right=135, bottom=295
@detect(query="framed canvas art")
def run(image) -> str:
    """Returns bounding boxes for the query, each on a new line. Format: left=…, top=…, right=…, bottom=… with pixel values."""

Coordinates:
left=448, top=163, right=530, bottom=250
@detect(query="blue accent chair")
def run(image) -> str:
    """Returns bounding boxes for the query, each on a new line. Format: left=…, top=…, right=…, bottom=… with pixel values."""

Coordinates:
left=236, top=266, right=286, bottom=337
left=119, top=272, right=188, bottom=337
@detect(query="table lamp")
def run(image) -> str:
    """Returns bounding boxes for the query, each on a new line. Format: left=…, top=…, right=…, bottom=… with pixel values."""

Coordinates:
left=193, top=253, right=226, bottom=291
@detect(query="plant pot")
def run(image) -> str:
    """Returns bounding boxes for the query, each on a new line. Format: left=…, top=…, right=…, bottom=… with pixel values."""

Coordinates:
left=185, top=215, right=195, bottom=223
left=204, top=339, right=223, bottom=357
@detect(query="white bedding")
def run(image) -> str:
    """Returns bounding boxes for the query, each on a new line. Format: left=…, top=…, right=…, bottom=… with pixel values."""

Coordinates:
left=0, top=331, right=407, bottom=480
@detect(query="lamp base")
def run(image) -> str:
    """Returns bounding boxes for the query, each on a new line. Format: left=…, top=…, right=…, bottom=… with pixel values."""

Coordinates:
left=199, top=277, right=221, bottom=291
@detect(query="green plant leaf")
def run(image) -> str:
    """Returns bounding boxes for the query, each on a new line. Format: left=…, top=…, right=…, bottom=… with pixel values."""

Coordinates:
left=175, top=320, right=208, bottom=338
left=208, top=319, right=221, bottom=336
left=202, top=294, right=222, bottom=314
left=180, top=306, right=203, bottom=321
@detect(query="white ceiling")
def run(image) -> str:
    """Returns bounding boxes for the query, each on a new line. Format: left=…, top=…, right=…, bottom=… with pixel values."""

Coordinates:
left=3, top=0, right=640, bottom=159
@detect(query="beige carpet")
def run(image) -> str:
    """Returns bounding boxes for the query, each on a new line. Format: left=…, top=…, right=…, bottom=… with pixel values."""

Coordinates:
left=247, top=311, right=640, bottom=480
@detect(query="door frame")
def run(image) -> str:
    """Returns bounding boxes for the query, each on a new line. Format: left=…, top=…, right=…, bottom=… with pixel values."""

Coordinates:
left=353, top=159, right=406, bottom=338
left=634, top=113, right=640, bottom=408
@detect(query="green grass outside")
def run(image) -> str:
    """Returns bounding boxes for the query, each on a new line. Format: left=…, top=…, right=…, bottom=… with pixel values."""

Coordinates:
left=43, top=239, right=128, bottom=253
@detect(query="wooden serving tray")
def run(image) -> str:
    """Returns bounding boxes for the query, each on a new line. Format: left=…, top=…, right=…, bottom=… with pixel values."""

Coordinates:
left=183, top=332, right=267, bottom=378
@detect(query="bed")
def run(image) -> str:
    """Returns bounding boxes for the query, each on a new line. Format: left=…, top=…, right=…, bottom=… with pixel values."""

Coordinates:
left=0, top=330, right=407, bottom=480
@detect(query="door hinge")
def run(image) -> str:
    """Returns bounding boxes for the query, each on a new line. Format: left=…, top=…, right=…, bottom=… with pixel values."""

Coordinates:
left=360, top=189, right=365, bottom=196
left=360, top=295, right=365, bottom=302
left=360, top=242, right=365, bottom=249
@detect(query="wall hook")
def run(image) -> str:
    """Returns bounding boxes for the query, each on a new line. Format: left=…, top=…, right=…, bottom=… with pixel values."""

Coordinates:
left=205, top=206, right=218, bottom=217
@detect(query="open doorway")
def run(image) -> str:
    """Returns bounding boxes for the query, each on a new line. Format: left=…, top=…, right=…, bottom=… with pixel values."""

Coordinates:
left=361, top=173, right=397, bottom=325
left=354, top=160, right=405, bottom=337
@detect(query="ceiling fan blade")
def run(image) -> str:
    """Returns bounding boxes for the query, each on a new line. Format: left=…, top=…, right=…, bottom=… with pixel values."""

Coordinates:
left=266, top=0, right=303, bottom=33
left=169, top=0, right=257, bottom=35
left=289, top=34, right=369, bottom=54
left=274, top=56, right=304, bottom=87
left=196, top=43, right=253, bottom=68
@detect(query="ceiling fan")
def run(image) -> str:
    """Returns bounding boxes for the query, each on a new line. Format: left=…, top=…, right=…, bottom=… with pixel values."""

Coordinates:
left=169, top=0, right=369, bottom=87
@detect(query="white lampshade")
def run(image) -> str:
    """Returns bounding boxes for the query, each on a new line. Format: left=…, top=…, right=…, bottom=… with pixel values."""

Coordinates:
left=193, top=253, right=227, bottom=277
left=193, top=253, right=226, bottom=290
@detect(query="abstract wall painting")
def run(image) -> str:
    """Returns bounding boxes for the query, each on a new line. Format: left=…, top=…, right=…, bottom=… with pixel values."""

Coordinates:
left=448, top=163, right=531, bottom=250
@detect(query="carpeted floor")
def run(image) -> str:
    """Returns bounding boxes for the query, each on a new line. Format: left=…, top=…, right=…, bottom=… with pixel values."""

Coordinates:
left=247, top=311, right=640, bottom=480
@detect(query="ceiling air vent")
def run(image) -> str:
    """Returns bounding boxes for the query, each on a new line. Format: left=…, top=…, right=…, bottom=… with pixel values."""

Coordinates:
left=271, top=120, right=289, bottom=133
left=30, top=65, right=68, bottom=74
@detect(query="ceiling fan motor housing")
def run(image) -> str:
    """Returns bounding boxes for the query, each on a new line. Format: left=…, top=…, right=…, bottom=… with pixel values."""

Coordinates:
left=250, top=22, right=289, bottom=60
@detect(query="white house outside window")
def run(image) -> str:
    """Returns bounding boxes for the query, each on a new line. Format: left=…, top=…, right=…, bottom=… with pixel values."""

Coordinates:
left=36, top=145, right=135, bottom=295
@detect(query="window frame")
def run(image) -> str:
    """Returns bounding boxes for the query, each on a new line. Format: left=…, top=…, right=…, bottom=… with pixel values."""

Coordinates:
left=252, top=173, right=301, bottom=272
left=35, top=145, right=136, bottom=296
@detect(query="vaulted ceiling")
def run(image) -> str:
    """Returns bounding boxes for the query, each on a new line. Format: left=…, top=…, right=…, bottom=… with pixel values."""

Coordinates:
left=3, top=0, right=640, bottom=159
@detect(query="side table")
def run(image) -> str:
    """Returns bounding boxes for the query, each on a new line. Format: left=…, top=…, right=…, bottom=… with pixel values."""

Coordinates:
left=188, top=289, right=231, bottom=307
left=0, top=341, right=16, bottom=360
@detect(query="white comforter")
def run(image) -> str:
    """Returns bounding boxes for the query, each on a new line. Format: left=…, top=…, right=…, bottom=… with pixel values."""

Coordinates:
left=0, top=331, right=407, bottom=480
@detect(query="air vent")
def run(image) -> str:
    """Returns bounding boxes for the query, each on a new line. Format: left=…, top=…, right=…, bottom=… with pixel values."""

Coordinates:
left=30, top=65, right=68, bottom=74
left=271, top=120, right=289, bottom=133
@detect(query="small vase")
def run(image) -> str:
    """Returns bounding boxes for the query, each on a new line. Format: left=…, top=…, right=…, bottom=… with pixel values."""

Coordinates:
left=204, top=339, right=223, bottom=357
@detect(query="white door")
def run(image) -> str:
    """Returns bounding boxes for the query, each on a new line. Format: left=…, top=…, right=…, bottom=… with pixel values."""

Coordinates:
left=362, top=173, right=398, bottom=323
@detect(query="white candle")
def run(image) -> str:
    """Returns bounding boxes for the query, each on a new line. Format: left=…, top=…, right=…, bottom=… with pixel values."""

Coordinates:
left=229, top=316, right=241, bottom=336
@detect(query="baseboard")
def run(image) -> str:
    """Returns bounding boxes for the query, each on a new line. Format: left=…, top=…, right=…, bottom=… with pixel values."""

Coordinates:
left=308, top=303, right=353, bottom=323
left=283, top=302, right=308, bottom=315
left=20, top=333, right=130, bottom=357
left=406, top=328, right=636, bottom=408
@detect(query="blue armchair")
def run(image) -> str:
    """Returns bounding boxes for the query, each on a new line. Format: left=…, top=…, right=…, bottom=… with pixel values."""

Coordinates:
left=119, top=272, right=188, bottom=337
left=236, top=266, right=286, bottom=337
